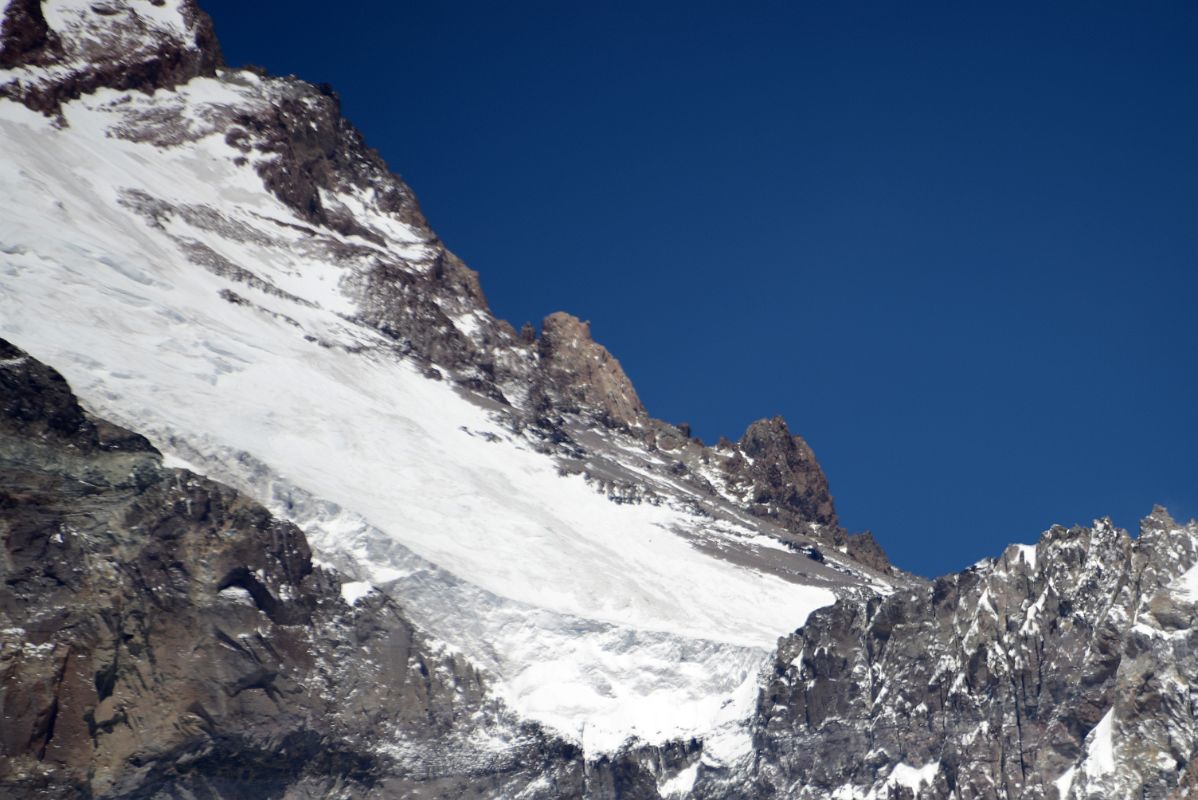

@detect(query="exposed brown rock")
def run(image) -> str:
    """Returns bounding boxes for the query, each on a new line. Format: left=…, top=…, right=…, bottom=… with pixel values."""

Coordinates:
left=0, top=0, right=59, bottom=69
left=725, top=415, right=838, bottom=530
left=843, top=531, right=890, bottom=573
left=224, top=80, right=430, bottom=241
left=536, top=312, right=647, bottom=429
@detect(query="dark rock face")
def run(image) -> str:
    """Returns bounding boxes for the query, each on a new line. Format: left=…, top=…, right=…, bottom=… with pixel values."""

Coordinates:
left=749, top=510, right=1198, bottom=799
left=726, top=416, right=838, bottom=530
left=0, top=338, right=154, bottom=453
left=0, top=0, right=56, bottom=69
left=224, top=79, right=429, bottom=241
left=0, top=0, right=222, bottom=115
left=844, top=531, right=891, bottom=573
left=0, top=341, right=676, bottom=799
left=347, top=247, right=510, bottom=384
left=712, top=417, right=894, bottom=570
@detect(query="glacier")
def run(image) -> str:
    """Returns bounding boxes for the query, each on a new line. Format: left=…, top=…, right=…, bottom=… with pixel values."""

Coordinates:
left=0, top=64, right=854, bottom=758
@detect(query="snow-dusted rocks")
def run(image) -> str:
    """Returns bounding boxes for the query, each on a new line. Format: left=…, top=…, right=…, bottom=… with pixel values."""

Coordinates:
left=752, top=508, right=1198, bottom=799
left=0, top=0, right=221, bottom=114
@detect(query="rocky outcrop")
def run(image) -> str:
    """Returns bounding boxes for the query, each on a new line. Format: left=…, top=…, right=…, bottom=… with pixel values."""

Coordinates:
left=534, top=312, right=648, bottom=430
left=0, top=0, right=55, bottom=69
left=724, top=416, right=838, bottom=529
left=223, top=77, right=431, bottom=241
left=711, top=416, right=895, bottom=570
left=0, top=340, right=679, bottom=799
left=749, top=509, right=1198, bottom=799
left=843, top=530, right=891, bottom=573
left=0, top=0, right=222, bottom=115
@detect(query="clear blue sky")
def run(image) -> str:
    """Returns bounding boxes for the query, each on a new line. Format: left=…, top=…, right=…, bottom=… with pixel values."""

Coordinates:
left=201, top=1, right=1198, bottom=578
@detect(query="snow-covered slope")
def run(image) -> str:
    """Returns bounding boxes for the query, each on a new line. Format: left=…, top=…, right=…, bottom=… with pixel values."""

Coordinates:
left=0, top=0, right=892, bottom=760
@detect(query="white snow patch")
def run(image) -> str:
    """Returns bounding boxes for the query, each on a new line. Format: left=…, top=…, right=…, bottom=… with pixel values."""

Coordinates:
left=1081, top=708, right=1115, bottom=780
left=1020, top=589, right=1048, bottom=636
left=161, top=452, right=201, bottom=473
left=657, top=762, right=699, bottom=798
left=887, top=760, right=940, bottom=793
left=1015, top=543, right=1037, bottom=570
left=831, top=760, right=940, bottom=800
left=977, top=587, right=996, bottom=616
left=217, top=585, right=254, bottom=607
left=1172, top=562, right=1198, bottom=602
left=453, top=310, right=485, bottom=340
left=1054, top=764, right=1077, bottom=798
left=340, top=581, right=373, bottom=605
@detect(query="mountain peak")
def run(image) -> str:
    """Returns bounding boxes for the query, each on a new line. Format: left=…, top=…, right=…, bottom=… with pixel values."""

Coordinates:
left=732, top=414, right=838, bottom=529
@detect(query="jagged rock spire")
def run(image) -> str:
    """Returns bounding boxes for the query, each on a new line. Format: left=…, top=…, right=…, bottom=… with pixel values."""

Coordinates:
left=724, top=415, right=838, bottom=528
left=535, top=311, right=647, bottom=429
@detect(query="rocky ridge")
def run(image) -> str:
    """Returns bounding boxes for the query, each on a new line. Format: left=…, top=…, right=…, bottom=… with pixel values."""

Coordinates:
left=0, top=0, right=888, bottom=576
left=752, top=510, right=1198, bottom=799
left=0, top=0, right=221, bottom=114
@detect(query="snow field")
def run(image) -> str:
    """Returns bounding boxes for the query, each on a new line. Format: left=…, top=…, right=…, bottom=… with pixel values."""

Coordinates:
left=0, top=85, right=836, bottom=752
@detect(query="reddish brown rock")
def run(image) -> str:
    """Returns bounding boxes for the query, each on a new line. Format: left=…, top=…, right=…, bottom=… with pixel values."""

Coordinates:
left=536, top=312, right=647, bottom=429
left=726, top=415, right=838, bottom=530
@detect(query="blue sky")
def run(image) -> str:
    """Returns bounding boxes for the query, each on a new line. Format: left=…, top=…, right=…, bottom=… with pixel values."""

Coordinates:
left=202, top=1, right=1198, bottom=577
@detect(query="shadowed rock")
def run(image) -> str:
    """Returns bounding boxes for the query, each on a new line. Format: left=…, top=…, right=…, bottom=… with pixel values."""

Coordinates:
left=0, top=340, right=674, bottom=798
left=0, top=0, right=222, bottom=114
